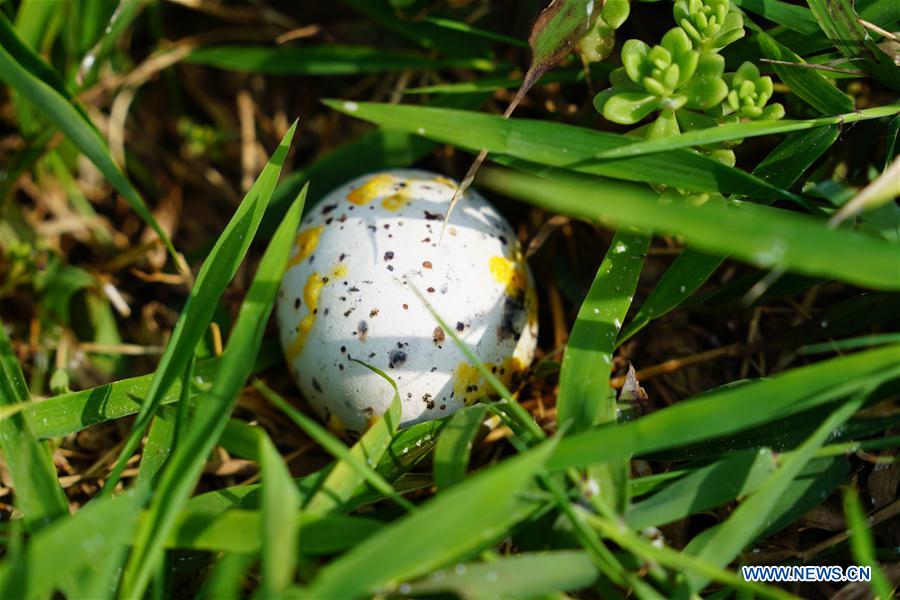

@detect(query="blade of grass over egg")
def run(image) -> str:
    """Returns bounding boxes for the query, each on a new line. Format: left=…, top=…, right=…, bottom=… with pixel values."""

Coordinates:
left=683, top=388, right=874, bottom=593
left=808, top=0, right=900, bottom=91
left=120, top=189, right=306, bottom=599
left=592, top=106, right=895, bottom=160
left=100, top=125, right=299, bottom=496
left=304, top=362, right=402, bottom=515
left=304, top=437, right=557, bottom=599
left=480, top=169, right=900, bottom=291
left=755, top=29, right=855, bottom=115
left=433, top=403, right=487, bottom=490
left=254, top=380, right=415, bottom=513
left=408, top=284, right=544, bottom=442
left=325, top=101, right=805, bottom=201
left=619, top=125, right=840, bottom=343
left=186, top=45, right=497, bottom=75
left=404, top=551, right=599, bottom=598
left=0, top=321, right=69, bottom=531
left=843, top=487, right=893, bottom=600
left=0, top=14, right=176, bottom=260
left=544, top=345, right=900, bottom=470
left=259, top=432, right=300, bottom=597
left=558, top=229, right=648, bottom=515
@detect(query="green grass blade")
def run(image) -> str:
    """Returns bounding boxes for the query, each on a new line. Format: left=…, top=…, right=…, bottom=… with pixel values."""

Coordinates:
left=842, top=487, right=893, bottom=600
left=260, top=92, right=486, bottom=238
left=404, top=65, right=612, bottom=94
left=19, top=343, right=280, bottom=440
left=408, top=284, right=544, bottom=443
left=0, top=15, right=175, bottom=259
left=135, top=406, right=176, bottom=487
left=304, top=364, right=402, bottom=514
left=558, top=230, right=648, bottom=433
left=120, top=188, right=306, bottom=599
left=558, top=229, right=648, bottom=515
left=167, top=509, right=380, bottom=556
left=755, top=29, right=855, bottom=115
left=733, top=0, right=821, bottom=35
left=186, top=45, right=496, bottom=75
left=101, top=124, right=298, bottom=494
left=585, top=513, right=795, bottom=600
left=0, top=489, right=142, bottom=599
left=404, top=551, right=599, bottom=598
left=433, top=403, right=487, bottom=490
left=808, top=0, right=900, bottom=91
left=0, top=321, right=69, bottom=530
left=626, top=449, right=777, bottom=529
left=546, top=345, right=900, bottom=470
left=304, top=437, right=558, bottom=598
left=259, top=432, right=301, bottom=596
left=338, top=0, right=491, bottom=57
left=618, top=125, right=840, bottom=343
left=592, top=106, right=893, bottom=160
left=196, top=553, right=253, bottom=600
left=683, top=388, right=872, bottom=592
left=325, top=100, right=800, bottom=201
left=480, top=168, right=900, bottom=290
left=76, top=0, right=147, bottom=88
left=423, top=16, right=529, bottom=48
left=255, top=379, right=415, bottom=513
left=756, top=457, right=849, bottom=539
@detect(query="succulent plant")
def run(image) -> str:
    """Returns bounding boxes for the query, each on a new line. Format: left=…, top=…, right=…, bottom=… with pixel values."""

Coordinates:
left=724, top=62, right=786, bottom=120
left=673, top=0, right=745, bottom=52
left=594, top=28, right=727, bottom=125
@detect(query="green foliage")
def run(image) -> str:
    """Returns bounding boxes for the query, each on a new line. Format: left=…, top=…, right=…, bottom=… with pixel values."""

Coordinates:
left=1, top=1, right=897, bottom=598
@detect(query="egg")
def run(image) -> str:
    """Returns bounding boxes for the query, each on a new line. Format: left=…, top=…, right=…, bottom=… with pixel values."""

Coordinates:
left=275, top=169, right=538, bottom=437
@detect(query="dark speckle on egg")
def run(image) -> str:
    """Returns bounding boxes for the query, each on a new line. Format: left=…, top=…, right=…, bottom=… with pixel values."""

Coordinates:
left=388, top=349, right=407, bottom=369
left=357, top=320, right=369, bottom=341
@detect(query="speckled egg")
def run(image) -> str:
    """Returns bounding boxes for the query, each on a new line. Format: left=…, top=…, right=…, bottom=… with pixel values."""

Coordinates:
left=275, top=169, right=538, bottom=437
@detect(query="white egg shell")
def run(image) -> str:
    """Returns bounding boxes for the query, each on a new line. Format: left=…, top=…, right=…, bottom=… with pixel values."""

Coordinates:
left=275, top=169, right=538, bottom=437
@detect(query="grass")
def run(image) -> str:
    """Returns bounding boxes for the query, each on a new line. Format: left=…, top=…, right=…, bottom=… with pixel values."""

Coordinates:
left=0, top=1, right=898, bottom=599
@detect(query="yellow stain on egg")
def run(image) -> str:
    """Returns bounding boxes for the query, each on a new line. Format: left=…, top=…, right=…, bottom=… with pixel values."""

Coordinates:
left=453, top=362, right=484, bottom=406
left=381, top=192, right=409, bottom=211
left=347, top=174, right=395, bottom=205
left=326, top=414, right=346, bottom=437
left=285, top=272, right=325, bottom=362
left=330, top=262, right=348, bottom=279
left=433, top=175, right=457, bottom=189
left=489, top=255, right=526, bottom=295
left=287, top=225, right=323, bottom=269
left=489, top=256, right=515, bottom=285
